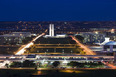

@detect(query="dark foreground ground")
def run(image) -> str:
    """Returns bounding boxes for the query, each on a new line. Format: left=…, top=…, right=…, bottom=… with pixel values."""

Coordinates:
left=0, top=69, right=116, bottom=77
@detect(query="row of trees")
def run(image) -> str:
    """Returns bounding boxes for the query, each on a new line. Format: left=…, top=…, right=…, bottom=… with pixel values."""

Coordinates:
left=75, top=35, right=84, bottom=43
left=7, top=61, right=103, bottom=68
left=8, top=61, right=60, bottom=68
left=10, top=60, right=36, bottom=67
left=67, top=61, right=104, bottom=68
left=22, top=36, right=36, bottom=44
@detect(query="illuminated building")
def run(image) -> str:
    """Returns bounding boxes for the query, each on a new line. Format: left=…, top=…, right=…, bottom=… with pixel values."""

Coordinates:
left=0, top=32, right=32, bottom=45
left=80, top=32, right=105, bottom=44
left=45, top=24, right=67, bottom=38
left=10, top=32, right=31, bottom=38
left=49, top=24, right=54, bottom=36
left=111, top=29, right=115, bottom=33
left=103, top=41, right=116, bottom=52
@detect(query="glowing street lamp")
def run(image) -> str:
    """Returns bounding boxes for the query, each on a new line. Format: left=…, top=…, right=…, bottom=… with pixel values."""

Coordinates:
left=62, top=49, right=64, bottom=54
left=71, top=50, right=73, bottom=54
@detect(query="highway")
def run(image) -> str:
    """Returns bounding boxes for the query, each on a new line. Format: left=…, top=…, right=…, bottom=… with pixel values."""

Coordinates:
left=102, top=61, right=116, bottom=69
left=0, top=55, right=114, bottom=62
left=0, top=54, right=113, bottom=58
left=0, top=54, right=114, bottom=61
left=0, top=58, right=113, bottom=62
left=71, top=36, right=96, bottom=55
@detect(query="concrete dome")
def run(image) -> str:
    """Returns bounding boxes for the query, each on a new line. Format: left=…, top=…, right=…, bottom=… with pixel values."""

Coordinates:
left=105, top=41, right=116, bottom=45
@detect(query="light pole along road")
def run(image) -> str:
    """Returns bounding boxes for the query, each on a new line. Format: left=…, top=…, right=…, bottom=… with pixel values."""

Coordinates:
left=71, top=36, right=96, bottom=55
left=0, top=30, right=47, bottom=68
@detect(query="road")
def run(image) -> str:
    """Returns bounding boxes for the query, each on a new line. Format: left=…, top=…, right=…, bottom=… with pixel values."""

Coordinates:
left=0, top=54, right=114, bottom=62
left=0, top=32, right=46, bottom=68
left=71, top=36, right=96, bottom=55
left=102, top=61, right=116, bottom=69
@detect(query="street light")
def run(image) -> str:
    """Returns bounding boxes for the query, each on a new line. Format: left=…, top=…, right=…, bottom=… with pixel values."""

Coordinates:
left=62, top=49, right=64, bottom=54
left=54, top=48, right=56, bottom=53
left=45, top=52, right=47, bottom=55
left=37, top=50, right=39, bottom=53
left=71, top=50, right=73, bottom=54
left=46, top=49, right=48, bottom=53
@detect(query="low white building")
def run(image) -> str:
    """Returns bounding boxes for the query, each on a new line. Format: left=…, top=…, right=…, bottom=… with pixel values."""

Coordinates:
left=10, top=32, right=31, bottom=38
left=80, top=32, right=105, bottom=44
left=0, top=32, right=32, bottom=45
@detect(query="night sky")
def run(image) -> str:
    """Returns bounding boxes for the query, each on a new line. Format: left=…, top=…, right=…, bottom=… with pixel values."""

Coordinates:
left=0, top=0, right=116, bottom=21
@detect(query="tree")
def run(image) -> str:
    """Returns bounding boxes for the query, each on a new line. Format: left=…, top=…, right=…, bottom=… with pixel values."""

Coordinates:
left=52, top=61, right=60, bottom=68
left=26, top=48, right=31, bottom=54
left=23, top=60, right=36, bottom=67
left=10, top=62, right=22, bottom=67
left=22, top=36, right=35, bottom=44
left=67, top=61, right=79, bottom=68
left=75, top=35, right=84, bottom=42
left=5, top=63, right=9, bottom=68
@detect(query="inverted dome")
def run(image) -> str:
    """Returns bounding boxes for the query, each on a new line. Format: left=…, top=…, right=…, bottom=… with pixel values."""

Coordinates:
left=105, top=41, right=116, bottom=45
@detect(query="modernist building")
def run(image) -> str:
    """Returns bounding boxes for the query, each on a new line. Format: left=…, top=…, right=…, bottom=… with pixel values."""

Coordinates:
left=44, top=24, right=67, bottom=38
left=49, top=24, right=54, bottom=36
left=0, top=32, right=32, bottom=45
left=103, top=41, right=116, bottom=52
left=0, top=35, right=22, bottom=45
left=10, top=32, right=31, bottom=38
left=80, top=32, right=105, bottom=44
left=102, top=41, right=116, bottom=63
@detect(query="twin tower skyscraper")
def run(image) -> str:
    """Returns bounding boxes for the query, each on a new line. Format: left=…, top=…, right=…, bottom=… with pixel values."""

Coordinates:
left=49, top=24, right=54, bottom=36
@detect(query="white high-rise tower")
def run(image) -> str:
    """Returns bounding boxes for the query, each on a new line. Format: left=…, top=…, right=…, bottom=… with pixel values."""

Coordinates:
left=49, top=24, right=54, bottom=36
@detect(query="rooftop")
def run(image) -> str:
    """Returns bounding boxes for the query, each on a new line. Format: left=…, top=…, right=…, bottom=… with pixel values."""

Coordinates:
left=105, top=41, right=116, bottom=45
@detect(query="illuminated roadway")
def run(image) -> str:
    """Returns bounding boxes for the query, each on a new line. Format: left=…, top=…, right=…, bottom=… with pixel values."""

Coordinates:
left=102, top=61, right=116, bottom=69
left=71, top=36, right=96, bottom=55
left=0, top=55, right=114, bottom=61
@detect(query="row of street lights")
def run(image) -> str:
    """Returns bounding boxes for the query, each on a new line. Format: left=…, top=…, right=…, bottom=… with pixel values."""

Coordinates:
left=37, top=49, right=73, bottom=54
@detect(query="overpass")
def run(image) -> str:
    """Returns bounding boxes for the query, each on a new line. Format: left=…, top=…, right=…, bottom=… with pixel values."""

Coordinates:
left=0, top=55, right=114, bottom=62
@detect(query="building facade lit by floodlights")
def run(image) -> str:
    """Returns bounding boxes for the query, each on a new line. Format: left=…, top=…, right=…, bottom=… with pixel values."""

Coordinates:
left=49, top=24, right=54, bottom=36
